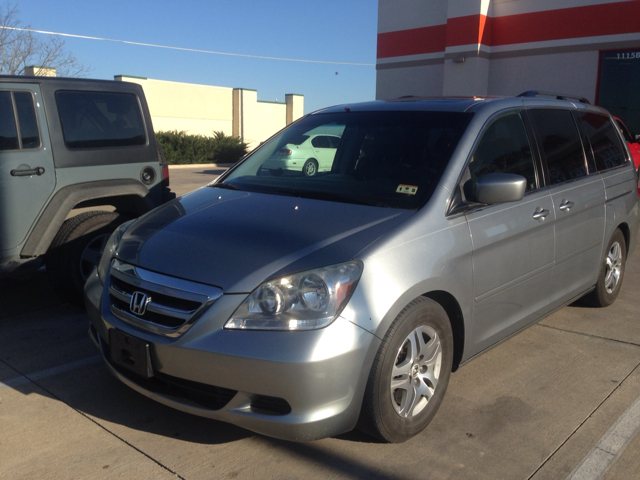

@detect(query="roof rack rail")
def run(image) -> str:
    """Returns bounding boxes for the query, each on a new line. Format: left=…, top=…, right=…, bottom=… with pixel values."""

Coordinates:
left=517, top=91, right=591, bottom=104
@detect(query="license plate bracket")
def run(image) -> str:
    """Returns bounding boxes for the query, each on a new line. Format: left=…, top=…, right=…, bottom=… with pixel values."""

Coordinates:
left=109, top=329, right=153, bottom=379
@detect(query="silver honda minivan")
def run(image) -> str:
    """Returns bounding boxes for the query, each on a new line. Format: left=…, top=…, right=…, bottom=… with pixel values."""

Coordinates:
left=85, top=93, right=639, bottom=443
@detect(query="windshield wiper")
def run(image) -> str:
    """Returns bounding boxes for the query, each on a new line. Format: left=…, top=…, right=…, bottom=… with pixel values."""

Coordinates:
left=209, top=183, right=241, bottom=191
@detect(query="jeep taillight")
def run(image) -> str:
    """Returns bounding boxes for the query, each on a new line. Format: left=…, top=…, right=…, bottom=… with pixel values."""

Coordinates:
left=157, top=142, right=170, bottom=187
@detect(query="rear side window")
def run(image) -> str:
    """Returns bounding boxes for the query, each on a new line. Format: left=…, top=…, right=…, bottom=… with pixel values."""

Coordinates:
left=14, top=92, right=40, bottom=149
left=0, top=91, right=19, bottom=150
left=529, top=109, right=587, bottom=185
left=578, top=112, right=627, bottom=171
left=468, top=111, right=537, bottom=191
left=56, top=91, right=146, bottom=149
left=0, top=90, right=41, bottom=151
left=311, top=135, right=338, bottom=149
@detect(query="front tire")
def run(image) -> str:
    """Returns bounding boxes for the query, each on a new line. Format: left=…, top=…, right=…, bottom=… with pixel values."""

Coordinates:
left=582, top=229, right=626, bottom=307
left=47, top=211, right=129, bottom=305
left=359, top=297, right=453, bottom=442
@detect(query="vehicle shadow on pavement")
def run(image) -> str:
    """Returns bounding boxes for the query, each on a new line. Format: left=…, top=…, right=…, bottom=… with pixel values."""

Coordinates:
left=0, top=271, right=65, bottom=320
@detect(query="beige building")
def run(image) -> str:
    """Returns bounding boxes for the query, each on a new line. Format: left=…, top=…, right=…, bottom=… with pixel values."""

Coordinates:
left=115, top=75, right=304, bottom=148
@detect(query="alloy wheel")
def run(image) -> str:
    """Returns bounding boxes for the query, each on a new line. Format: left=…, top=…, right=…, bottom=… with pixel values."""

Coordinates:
left=390, top=325, right=442, bottom=418
left=604, top=241, right=623, bottom=294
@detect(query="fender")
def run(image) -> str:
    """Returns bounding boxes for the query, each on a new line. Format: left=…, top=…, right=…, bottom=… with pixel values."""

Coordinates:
left=21, top=179, right=155, bottom=257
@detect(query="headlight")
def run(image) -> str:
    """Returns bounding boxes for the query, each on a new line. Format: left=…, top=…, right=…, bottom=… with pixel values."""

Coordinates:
left=225, top=260, right=363, bottom=331
left=97, top=219, right=135, bottom=283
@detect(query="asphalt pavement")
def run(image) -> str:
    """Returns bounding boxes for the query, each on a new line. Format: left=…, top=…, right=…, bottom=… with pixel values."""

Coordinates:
left=1, top=166, right=639, bottom=479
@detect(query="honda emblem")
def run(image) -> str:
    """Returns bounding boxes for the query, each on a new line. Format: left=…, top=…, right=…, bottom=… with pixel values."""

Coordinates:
left=130, top=291, right=151, bottom=315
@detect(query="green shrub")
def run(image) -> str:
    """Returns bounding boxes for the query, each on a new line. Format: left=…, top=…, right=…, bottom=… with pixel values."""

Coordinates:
left=155, top=130, right=248, bottom=165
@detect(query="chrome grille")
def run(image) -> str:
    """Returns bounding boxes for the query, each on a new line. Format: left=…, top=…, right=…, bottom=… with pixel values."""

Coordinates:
left=107, top=259, right=222, bottom=337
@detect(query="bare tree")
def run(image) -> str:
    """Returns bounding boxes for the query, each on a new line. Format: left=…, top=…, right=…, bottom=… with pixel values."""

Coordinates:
left=0, top=2, right=89, bottom=77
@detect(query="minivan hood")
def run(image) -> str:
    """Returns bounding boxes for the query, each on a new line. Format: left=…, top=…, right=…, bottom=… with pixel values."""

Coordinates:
left=116, top=187, right=410, bottom=292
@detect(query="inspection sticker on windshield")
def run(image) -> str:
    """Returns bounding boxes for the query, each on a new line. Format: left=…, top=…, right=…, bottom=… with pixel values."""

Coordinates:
left=396, top=184, right=418, bottom=195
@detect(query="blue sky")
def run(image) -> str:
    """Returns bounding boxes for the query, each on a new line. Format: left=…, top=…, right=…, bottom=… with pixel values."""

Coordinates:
left=12, top=0, right=379, bottom=114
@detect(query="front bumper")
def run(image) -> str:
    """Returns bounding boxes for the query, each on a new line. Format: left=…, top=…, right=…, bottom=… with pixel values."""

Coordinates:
left=84, top=270, right=380, bottom=441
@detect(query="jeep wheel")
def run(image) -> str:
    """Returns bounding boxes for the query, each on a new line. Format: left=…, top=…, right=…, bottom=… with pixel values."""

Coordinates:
left=47, top=211, right=129, bottom=305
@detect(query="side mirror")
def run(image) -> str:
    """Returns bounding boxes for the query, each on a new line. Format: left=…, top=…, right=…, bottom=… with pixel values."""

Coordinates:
left=476, top=173, right=527, bottom=205
left=635, top=134, right=640, bottom=142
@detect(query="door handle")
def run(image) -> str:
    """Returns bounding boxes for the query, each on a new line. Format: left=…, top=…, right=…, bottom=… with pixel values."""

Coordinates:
left=532, top=208, right=550, bottom=220
left=10, top=167, right=45, bottom=177
left=559, top=200, right=574, bottom=211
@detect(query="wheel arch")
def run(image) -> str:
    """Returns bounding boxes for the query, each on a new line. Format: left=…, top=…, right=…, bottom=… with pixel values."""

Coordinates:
left=422, top=291, right=465, bottom=372
left=616, top=222, right=631, bottom=255
left=21, top=180, right=155, bottom=257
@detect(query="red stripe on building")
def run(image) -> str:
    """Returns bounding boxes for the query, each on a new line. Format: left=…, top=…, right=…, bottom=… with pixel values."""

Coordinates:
left=377, top=24, right=447, bottom=58
left=490, top=1, right=640, bottom=46
left=377, top=0, right=640, bottom=59
left=445, top=14, right=486, bottom=48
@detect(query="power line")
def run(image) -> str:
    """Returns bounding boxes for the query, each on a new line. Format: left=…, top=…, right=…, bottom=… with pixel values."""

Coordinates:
left=0, top=26, right=375, bottom=66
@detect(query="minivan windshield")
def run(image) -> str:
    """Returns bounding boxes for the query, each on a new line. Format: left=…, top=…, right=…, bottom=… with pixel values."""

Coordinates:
left=218, top=111, right=471, bottom=209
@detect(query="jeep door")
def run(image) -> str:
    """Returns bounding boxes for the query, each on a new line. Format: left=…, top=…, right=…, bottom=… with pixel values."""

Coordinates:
left=0, top=84, right=56, bottom=253
left=463, top=110, right=555, bottom=356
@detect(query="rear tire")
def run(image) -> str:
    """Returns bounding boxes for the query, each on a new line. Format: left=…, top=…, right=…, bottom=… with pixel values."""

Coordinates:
left=358, top=297, right=453, bottom=443
left=581, top=229, right=626, bottom=307
left=47, top=211, right=129, bottom=306
left=303, top=159, right=318, bottom=177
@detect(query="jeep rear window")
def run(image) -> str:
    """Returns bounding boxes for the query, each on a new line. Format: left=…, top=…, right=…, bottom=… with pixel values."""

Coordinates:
left=56, top=91, right=146, bottom=149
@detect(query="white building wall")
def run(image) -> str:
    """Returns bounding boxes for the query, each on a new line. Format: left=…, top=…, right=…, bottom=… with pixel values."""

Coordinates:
left=377, top=0, right=448, bottom=33
left=376, top=64, right=445, bottom=99
left=443, top=57, right=490, bottom=96
left=250, top=101, right=287, bottom=147
left=116, top=76, right=234, bottom=137
left=488, top=51, right=600, bottom=102
left=116, top=77, right=304, bottom=147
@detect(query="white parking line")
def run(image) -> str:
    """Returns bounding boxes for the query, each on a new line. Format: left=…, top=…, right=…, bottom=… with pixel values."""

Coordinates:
left=0, top=355, right=101, bottom=391
left=567, top=394, right=640, bottom=479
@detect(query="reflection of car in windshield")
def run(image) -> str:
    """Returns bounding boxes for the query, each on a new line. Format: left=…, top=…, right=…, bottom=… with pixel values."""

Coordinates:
left=261, top=134, right=341, bottom=176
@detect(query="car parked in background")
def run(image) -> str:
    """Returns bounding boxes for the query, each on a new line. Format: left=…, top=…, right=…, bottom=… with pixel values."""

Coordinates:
left=0, top=75, right=174, bottom=304
left=86, top=92, right=638, bottom=443
left=615, top=117, right=640, bottom=166
left=260, top=133, right=341, bottom=176
left=614, top=117, right=640, bottom=193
